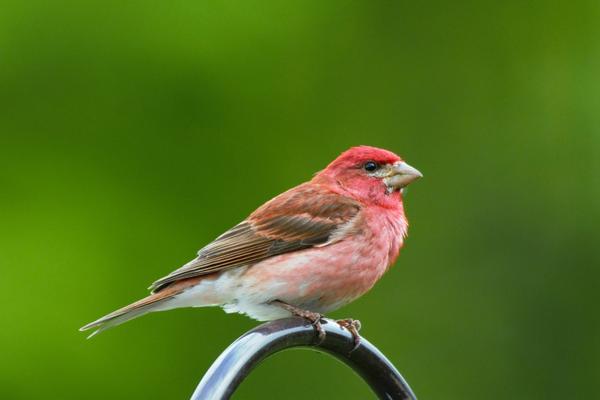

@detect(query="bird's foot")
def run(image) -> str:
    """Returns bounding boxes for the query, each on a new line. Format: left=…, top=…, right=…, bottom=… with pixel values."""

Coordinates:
left=270, top=300, right=326, bottom=344
left=336, top=318, right=362, bottom=351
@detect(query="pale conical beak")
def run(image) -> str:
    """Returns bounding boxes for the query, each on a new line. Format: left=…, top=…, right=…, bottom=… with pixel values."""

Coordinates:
left=384, top=161, right=423, bottom=190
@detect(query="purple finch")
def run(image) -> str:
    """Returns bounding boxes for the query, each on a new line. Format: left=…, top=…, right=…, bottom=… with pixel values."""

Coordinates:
left=81, top=146, right=422, bottom=341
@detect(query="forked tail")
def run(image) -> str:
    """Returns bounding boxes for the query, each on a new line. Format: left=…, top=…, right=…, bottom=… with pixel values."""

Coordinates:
left=79, top=293, right=173, bottom=338
left=79, top=278, right=200, bottom=338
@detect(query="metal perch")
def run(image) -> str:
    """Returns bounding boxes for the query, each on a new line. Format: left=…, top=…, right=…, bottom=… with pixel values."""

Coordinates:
left=191, top=317, right=417, bottom=400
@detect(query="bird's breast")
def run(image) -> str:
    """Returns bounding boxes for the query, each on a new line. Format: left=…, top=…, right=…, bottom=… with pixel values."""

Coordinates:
left=230, top=206, right=408, bottom=315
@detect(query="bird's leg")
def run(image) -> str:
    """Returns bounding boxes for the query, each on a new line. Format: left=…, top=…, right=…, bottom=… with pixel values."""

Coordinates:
left=270, top=300, right=326, bottom=344
left=336, top=318, right=362, bottom=350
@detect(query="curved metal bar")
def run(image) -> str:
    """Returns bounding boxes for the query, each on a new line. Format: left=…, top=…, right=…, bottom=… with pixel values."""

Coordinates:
left=191, top=317, right=417, bottom=400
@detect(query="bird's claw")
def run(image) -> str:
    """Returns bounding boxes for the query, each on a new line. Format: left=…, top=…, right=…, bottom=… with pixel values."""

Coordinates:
left=336, top=318, right=362, bottom=351
left=270, top=300, right=326, bottom=344
left=296, top=309, right=325, bottom=344
left=310, top=315, right=326, bottom=344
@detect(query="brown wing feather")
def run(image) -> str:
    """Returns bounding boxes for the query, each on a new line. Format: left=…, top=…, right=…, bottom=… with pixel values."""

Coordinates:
left=150, top=183, right=361, bottom=293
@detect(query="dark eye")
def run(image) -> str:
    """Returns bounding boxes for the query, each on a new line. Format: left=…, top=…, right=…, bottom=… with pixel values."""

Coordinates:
left=364, top=161, right=379, bottom=172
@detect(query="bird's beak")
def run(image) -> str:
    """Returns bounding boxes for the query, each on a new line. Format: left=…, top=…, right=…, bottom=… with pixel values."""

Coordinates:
left=384, top=161, right=423, bottom=191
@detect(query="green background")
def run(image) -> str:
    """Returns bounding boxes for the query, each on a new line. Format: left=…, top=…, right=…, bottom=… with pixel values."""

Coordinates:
left=1, top=1, right=599, bottom=399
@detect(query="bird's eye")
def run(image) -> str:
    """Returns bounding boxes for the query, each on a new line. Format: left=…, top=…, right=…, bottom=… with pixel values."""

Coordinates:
left=364, top=161, right=379, bottom=172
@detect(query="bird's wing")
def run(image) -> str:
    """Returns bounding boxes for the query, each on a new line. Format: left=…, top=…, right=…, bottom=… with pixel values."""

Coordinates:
left=150, top=183, right=361, bottom=293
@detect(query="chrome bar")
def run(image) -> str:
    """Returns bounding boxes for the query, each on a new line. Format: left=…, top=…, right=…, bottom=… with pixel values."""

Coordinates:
left=191, top=317, right=417, bottom=400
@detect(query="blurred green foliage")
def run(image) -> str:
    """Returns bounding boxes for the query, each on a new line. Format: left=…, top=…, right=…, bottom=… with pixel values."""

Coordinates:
left=1, top=1, right=599, bottom=399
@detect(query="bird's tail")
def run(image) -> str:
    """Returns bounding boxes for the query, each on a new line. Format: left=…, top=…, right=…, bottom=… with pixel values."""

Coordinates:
left=79, top=278, right=200, bottom=338
left=79, top=293, right=172, bottom=338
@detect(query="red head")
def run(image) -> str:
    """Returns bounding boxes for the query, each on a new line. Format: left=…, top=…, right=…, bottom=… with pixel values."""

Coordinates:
left=314, top=146, right=422, bottom=207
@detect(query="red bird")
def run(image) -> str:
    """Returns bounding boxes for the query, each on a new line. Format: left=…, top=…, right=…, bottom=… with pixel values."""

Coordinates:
left=80, top=146, right=422, bottom=343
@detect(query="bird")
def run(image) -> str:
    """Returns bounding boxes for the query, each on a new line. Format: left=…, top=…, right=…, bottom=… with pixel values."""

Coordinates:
left=80, top=146, right=422, bottom=345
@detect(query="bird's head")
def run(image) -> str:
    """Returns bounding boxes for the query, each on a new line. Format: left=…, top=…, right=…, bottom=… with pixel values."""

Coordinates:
left=314, top=146, right=422, bottom=207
